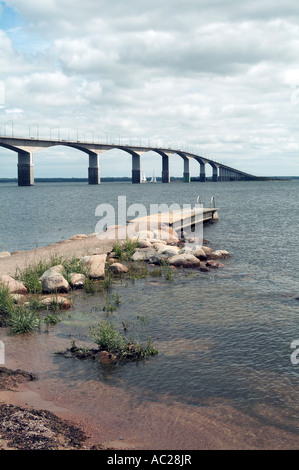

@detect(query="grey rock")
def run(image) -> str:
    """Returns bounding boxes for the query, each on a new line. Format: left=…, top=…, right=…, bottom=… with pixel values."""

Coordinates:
left=82, top=254, right=107, bottom=279
left=69, top=273, right=86, bottom=289
left=42, top=273, right=70, bottom=294
left=167, top=253, right=201, bottom=268
left=109, top=262, right=129, bottom=274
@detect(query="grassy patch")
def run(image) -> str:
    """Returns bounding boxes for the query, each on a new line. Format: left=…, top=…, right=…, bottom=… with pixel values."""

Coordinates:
left=112, top=239, right=139, bottom=262
left=88, top=320, right=158, bottom=361
left=9, top=308, right=40, bottom=335
left=0, top=285, right=15, bottom=323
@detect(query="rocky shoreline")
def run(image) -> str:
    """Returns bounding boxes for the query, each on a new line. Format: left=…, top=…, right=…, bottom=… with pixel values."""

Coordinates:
left=0, top=221, right=231, bottom=450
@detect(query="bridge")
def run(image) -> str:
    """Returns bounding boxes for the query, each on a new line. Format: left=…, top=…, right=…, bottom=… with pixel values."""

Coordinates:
left=0, top=136, right=256, bottom=186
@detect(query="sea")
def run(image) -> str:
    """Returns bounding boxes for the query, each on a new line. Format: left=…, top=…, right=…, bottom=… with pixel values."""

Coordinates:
left=0, top=179, right=299, bottom=449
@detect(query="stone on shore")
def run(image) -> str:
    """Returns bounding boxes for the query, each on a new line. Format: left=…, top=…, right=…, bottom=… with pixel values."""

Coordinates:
left=81, top=254, right=107, bottom=279
left=39, top=265, right=66, bottom=281
left=12, top=294, right=26, bottom=304
left=178, top=247, right=193, bottom=255
left=157, top=245, right=180, bottom=257
left=69, top=273, right=86, bottom=289
left=153, top=229, right=179, bottom=243
left=148, top=254, right=167, bottom=265
left=0, top=275, right=28, bottom=295
left=42, top=273, right=70, bottom=294
left=201, top=246, right=213, bottom=255
left=109, top=262, right=129, bottom=274
left=40, top=296, right=72, bottom=309
left=192, top=248, right=208, bottom=260
left=137, top=239, right=153, bottom=248
left=135, top=230, right=154, bottom=240
left=206, top=260, right=225, bottom=268
left=152, top=242, right=167, bottom=250
left=0, top=251, right=11, bottom=258
left=167, top=254, right=201, bottom=268
left=131, top=249, right=156, bottom=262
left=213, top=250, right=231, bottom=259
left=70, top=234, right=88, bottom=240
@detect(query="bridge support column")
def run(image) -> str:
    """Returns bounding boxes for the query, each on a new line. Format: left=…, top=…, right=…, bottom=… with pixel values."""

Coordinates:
left=162, top=154, right=170, bottom=183
left=18, top=151, right=34, bottom=186
left=132, top=153, right=141, bottom=184
left=183, top=159, right=190, bottom=182
left=212, top=165, right=218, bottom=182
left=88, top=153, right=100, bottom=184
left=199, top=162, right=206, bottom=182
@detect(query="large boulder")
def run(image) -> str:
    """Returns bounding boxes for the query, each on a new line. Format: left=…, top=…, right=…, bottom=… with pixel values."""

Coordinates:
left=69, top=273, right=86, bottom=289
left=201, top=246, right=213, bottom=255
left=157, top=245, right=180, bottom=257
left=82, top=254, right=107, bottom=279
left=137, top=239, right=153, bottom=249
left=148, top=254, right=167, bottom=265
left=39, top=265, right=66, bottom=281
left=178, top=247, right=193, bottom=255
left=167, top=253, right=201, bottom=268
left=40, top=296, right=72, bottom=309
left=135, top=230, right=154, bottom=240
left=0, top=275, right=28, bottom=295
left=42, top=273, right=70, bottom=294
left=213, top=250, right=231, bottom=259
left=109, top=263, right=129, bottom=274
left=192, top=248, right=207, bottom=260
left=153, top=229, right=179, bottom=243
left=131, top=249, right=156, bottom=262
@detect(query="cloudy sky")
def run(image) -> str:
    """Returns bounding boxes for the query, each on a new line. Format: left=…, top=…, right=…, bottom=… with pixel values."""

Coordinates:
left=0, top=0, right=299, bottom=178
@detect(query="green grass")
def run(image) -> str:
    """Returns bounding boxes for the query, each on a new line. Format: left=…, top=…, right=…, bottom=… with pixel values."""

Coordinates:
left=90, top=320, right=127, bottom=352
left=9, top=308, right=40, bottom=335
left=0, top=285, right=15, bottom=320
left=90, top=319, right=158, bottom=361
left=112, top=239, right=139, bottom=262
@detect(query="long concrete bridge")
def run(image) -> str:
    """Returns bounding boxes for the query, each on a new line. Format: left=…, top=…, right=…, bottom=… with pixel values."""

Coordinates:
left=0, top=136, right=256, bottom=186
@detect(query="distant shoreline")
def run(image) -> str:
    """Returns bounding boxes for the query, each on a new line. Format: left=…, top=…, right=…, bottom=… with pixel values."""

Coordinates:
left=0, top=176, right=295, bottom=183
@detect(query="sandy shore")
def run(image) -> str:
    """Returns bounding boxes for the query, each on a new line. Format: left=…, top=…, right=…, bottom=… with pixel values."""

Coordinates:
left=0, top=233, right=116, bottom=278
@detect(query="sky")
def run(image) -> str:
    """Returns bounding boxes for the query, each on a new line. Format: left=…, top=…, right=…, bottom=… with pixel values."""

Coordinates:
left=0, top=0, right=299, bottom=178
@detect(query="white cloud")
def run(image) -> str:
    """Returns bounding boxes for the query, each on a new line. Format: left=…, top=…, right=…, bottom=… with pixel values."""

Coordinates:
left=0, top=0, right=299, bottom=177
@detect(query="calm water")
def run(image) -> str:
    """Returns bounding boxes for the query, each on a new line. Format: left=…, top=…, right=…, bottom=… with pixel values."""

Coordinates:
left=1, top=180, right=299, bottom=446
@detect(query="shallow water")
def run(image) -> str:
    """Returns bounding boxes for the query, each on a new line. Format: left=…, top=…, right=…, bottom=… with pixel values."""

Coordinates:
left=1, top=180, right=299, bottom=448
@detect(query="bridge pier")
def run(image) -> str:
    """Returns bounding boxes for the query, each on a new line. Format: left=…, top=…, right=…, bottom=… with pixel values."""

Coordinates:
left=212, top=164, right=218, bottom=182
left=162, top=154, right=170, bottom=183
left=18, top=151, right=34, bottom=186
left=183, top=158, right=190, bottom=182
left=88, top=153, right=100, bottom=184
left=132, top=153, right=141, bottom=184
left=200, top=162, right=206, bottom=182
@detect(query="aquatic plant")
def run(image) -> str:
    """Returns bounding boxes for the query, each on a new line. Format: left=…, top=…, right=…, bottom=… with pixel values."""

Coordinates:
left=0, top=285, right=15, bottom=320
left=89, top=319, right=158, bottom=361
left=9, top=308, right=40, bottom=335
left=90, top=320, right=126, bottom=352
